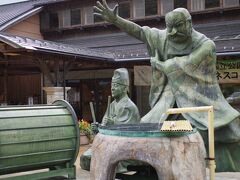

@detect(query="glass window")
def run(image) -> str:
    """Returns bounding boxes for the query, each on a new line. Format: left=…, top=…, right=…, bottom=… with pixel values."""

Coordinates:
left=191, top=0, right=204, bottom=11
left=94, top=14, right=104, bottom=23
left=62, top=10, right=70, bottom=27
left=70, top=9, right=81, bottom=26
left=161, top=0, right=174, bottom=15
left=40, top=13, right=49, bottom=30
left=119, top=2, right=130, bottom=18
left=145, top=0, right=158, bottom=16
left=133, top=0, right=145, bottom=18
left=174, top=0, right=188, bottom=9
left=223, top=0, right=239, bottom=7
left=205, top=0, right=220, bottom=8
left=49, top=12, right=59, bottom=28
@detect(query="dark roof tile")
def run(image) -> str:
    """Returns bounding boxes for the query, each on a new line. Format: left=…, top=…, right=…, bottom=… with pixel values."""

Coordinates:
left=0, top=32, right=114, bottom=61
left=57, top=21, right=240, bottom=61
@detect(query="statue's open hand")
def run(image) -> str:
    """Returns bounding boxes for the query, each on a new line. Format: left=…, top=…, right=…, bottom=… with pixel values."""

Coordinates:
left=94, top=0, right=118, bottom=23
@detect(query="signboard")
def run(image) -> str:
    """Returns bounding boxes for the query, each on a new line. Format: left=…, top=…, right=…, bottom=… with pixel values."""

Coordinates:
left=134, top=60, right=240, bottom=86
left=134, top=66, right=152, bottom=86
left=217, top=60, right=240, bottom=84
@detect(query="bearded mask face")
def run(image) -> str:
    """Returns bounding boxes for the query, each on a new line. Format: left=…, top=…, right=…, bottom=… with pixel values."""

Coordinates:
left=166, top=10, right=192, bottom=43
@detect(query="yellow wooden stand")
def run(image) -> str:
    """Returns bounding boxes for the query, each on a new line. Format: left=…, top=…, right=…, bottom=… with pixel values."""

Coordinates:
left=166, top=106, right=216, bottom=180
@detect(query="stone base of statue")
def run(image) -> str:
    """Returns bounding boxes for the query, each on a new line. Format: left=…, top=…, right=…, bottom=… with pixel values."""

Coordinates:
left=80, top=148, right=91, bottom=171
left=90, top=129, right=206, bottom=180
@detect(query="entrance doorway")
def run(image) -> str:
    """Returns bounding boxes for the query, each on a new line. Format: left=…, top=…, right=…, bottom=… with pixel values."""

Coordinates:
left=67, top=78, right=111, bottom=123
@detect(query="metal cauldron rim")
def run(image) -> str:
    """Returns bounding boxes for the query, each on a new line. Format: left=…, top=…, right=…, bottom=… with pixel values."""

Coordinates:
left=98, top=123, right=197, bottom=137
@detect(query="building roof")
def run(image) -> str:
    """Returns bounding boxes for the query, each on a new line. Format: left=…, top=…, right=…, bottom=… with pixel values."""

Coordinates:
left=58, top=20, right=240, bottom=61
left=0, top=32, right=114, bottom=61
left=0, top=0, right=239, bottom=62
left=0, top=0, right=66, bottom=31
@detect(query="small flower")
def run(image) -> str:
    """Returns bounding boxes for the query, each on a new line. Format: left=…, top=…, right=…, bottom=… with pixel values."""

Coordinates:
left=79, top=119, right=94, bottom=142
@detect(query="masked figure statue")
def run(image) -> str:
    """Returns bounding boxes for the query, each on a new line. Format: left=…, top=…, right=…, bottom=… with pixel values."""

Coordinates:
left=94, top=0, right=240, bottom=172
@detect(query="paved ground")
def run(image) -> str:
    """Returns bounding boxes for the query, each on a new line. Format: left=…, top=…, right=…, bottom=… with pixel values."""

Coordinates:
left=76, top=145, right=240, bottom=180
left=76, top=144, right=91, bottom=180
left=1, top=144, right=240, bottom=179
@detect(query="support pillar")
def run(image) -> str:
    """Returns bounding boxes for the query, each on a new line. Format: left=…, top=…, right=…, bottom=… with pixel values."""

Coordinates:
left=43, top=87, right=71, bottom=104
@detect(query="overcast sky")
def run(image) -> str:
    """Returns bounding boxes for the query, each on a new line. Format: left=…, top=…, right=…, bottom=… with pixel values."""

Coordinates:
left=0, top=0, right=29, bottom=5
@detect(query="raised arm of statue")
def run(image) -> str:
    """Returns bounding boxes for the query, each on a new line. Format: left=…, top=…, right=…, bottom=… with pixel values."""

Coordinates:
left=94, top=0, right=147, bottom=43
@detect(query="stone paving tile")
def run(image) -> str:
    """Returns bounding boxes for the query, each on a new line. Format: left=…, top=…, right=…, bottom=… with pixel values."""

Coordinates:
left=0, top=144, right=239, bottom=180
left=77, top=168, right=240, bottom=180
left=77, top=145, right=240, bottom=180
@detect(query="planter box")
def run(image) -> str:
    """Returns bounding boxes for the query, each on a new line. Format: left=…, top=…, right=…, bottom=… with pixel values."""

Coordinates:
left=80, top=133, right=89, bottom=145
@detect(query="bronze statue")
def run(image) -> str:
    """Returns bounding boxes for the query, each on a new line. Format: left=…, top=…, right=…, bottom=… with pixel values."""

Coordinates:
left=94, top=0, right=240, bottom=172
left=80, top=68, right=140, bottom=171
left=102, top=68, right=140, bottom=125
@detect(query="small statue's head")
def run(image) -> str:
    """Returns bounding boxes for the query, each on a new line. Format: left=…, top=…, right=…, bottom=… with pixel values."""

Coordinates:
left=165, top=8, right=192, bottom=43
left=111, top=68, right=129, bottom=99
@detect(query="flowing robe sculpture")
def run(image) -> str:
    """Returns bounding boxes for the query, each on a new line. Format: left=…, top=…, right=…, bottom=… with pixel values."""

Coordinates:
left=103, top=94, right=140, bottom=125
left=141, top=27, right=240, bottom=171
left=94, top=1, right=240, bottom=171
left=140, top=27, right=239, bottom=131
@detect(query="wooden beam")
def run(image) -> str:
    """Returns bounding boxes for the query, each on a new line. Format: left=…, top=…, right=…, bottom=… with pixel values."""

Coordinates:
left=63, top=60, right=66, bottom=100
left=64, top=60, right=77, bottom=74
left=0, top=46, right=26, bottom=53
left=36, top=59, right=55, bottom=86
left=3, top=65, right=8, bottom=104
left=54, top=60, right=60, bottom=87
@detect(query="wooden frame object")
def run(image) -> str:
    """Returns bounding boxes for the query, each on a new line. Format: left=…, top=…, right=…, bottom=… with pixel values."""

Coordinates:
left=166, top=106, right=215, bottom=180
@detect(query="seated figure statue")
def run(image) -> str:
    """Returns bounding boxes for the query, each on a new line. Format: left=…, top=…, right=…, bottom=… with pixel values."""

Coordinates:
left=94, top=0, right=240, bottom=172
left=80, top=68, right=140, bottom=171
left=102, top=68, right=140, bottom=126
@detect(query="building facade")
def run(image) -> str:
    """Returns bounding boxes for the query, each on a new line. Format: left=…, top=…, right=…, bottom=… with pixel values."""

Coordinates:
left=0, top=0, right=239, bottom=121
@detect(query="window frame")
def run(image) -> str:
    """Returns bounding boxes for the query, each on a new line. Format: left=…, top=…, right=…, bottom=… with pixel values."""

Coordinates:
left=118, top=1, right=131, bottom=19
left=93, top=12, right=104, bottom=24
left=205, top=0, right=222, bottom=9
left=173, top=0, right=188, bottom=9
left=49, top=12, right=59, bottom=29
left=70, top=8, right=82, bottom=26
left=83, top=6, right=94, bottom=25
left=145, top=0, right=158, bottom=17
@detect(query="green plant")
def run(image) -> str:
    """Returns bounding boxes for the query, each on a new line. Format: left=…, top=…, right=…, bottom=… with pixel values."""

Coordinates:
left=79, top=119, right=94, bottom=142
